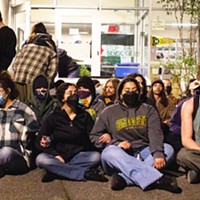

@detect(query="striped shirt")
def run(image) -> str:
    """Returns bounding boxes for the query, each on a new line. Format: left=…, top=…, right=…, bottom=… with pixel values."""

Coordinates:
left=12, top=43, right=58, bottom=84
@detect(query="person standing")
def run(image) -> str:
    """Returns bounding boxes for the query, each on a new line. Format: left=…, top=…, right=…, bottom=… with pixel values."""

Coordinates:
left=11, top=22, right=58, bottom=102
left=0, top=11, right=17, bottom=70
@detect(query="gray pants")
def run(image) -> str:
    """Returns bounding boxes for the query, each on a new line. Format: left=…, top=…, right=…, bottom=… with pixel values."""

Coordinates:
left=177, top=148, right=200, bottom=173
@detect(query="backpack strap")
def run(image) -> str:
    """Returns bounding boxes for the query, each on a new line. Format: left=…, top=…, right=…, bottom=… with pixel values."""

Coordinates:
left=192, top=95, right=199, bottom=120
left=192, top=95, right=200, bottom=141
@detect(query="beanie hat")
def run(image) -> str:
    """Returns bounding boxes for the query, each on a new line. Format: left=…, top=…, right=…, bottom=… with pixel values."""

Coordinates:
left=151, top=79, right=164, bottom=88
left=76, top=76, right=96, bottom=100
left=33, top=74, right=48, bottom=90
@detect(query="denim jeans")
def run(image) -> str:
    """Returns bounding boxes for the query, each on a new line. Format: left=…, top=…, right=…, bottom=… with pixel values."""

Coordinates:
left=101, top=143, right=174, bottom=190
left=36, top=151, right=101, bottom=180
left=0, top=146, right=29, bottom=174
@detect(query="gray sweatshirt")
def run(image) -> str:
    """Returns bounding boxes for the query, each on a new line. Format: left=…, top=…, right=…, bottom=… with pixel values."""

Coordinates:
left=90, top=102, right=165, bottom=158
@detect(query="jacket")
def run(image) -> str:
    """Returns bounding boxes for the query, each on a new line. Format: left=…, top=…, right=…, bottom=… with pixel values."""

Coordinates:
left=36, top=107, right=95, bottom=162
left=90, top=102, right=165, bottom=158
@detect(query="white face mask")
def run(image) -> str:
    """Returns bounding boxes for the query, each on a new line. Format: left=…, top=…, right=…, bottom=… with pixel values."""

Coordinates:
left=96, top=86, right=102, bottom=96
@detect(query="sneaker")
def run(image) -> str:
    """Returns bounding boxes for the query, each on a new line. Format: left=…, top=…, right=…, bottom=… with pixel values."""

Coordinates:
left=146, top=175, right=182, bottom=194
left=84, top=168, right=108, bottom=182
left=187, top=170, right=200, bottom=183
left=111, top=173, right=127, bottom=191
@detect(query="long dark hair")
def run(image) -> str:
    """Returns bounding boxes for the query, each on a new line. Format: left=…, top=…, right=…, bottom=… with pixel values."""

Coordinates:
left=0, top=70, right=19, bottom=100
left=127, top=73, right=148, bottom=96
left=117, top=77, right=141, bottom=103
left=148, top=80, right=168, bottom=107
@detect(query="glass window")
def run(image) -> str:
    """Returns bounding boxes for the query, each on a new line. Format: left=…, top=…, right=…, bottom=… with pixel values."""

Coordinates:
left=102, top=0, right=135, bottom=8
left=31, top=0, right=54, bottom=5
left=100, top=9, right=148, bottom=78
left=56, top=0, right=99, bottom=7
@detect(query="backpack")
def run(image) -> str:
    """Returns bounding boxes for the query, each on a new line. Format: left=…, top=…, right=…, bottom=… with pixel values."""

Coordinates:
left=57, top=48, right=79, bottom=77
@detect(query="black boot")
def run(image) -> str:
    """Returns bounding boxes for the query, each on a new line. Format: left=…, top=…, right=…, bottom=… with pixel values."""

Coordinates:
left=187, top=170, right=200, bottom=183
left=145, top=175, right=182, bottom=194
left=84, top=168, right=108, bottom=182
left=111, top=173, right=127, bottom=191
left=41, top=171, right=61, bottom=182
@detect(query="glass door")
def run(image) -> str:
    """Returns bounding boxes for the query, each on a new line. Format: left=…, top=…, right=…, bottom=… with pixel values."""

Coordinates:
left=55, top=9, right=101, bottom=77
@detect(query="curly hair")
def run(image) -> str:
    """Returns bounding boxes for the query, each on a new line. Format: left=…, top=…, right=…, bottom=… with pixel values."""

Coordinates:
left=0, top=70, right=19, bottom=100
left=101, top=78, right=120, bottom=97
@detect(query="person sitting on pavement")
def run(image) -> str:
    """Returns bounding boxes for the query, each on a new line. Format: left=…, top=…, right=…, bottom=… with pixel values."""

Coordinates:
left=163, top=79, right=179, bottom=106
left=90, top=77, right=182, bottom=193
left=148, top=79, right=175, bottom=139
left=177, top=80, right=200, bottom=184
left=127, top=73, right=156, bottom=109
left=76, top=76, right=106, bottom=121
left=0, top=70, right=38, bottom=178
left=169, top=79, right=200, bottom=153
left=93, top=79, right=102, bottom=96
left=97, top=78, right=120, bottom=106
left=35, top=82, right=108, bottom=182
left=25, top=74, right=58, bottom=128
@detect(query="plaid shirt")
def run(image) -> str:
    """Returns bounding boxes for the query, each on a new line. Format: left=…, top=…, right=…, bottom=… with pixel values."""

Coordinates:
left=0, top=99, right=38, bottom=166
left=12, top=43, right=58, bottom=84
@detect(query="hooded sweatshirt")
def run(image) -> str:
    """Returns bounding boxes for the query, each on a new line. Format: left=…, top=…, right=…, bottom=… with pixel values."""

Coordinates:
left=90, top=102, right=164, bottom=159
left=25, top=74, right=58, bottom=127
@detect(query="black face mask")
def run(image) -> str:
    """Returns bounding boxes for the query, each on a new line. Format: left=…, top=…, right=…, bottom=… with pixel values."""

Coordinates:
left=123, top=91, right=140, bottom=108
left=165, top=86, right=172, bottom=95
left=66, top=93, right=79, bottom=112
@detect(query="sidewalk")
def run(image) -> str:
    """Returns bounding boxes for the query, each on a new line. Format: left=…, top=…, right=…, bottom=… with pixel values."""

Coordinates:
left=1, top=168, right=200, bottom=200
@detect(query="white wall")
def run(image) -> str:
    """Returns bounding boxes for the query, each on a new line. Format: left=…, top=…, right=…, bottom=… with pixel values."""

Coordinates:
left=0, top=0, right=9, bottom=25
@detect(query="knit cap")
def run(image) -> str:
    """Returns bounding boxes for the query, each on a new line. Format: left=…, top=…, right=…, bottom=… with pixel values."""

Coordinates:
left=76, top=76, right=96, bottom=100
left=33, top=74, right=48, bottom=90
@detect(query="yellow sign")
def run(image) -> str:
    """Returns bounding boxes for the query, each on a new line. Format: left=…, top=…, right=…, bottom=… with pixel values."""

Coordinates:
left=151, top=36, right=176, bottom=46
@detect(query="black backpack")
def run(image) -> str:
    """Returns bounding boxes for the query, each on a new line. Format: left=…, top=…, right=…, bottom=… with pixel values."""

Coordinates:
left=57, top=48, right=79, bottom=77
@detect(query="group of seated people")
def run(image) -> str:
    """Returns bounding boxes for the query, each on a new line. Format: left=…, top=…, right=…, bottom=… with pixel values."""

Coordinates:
left=1, top=67, right=200, bottom=195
